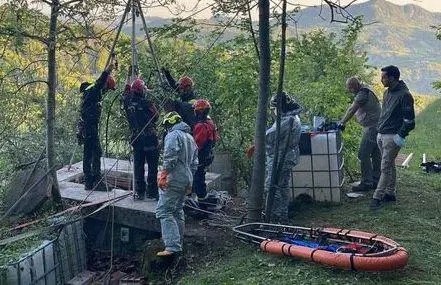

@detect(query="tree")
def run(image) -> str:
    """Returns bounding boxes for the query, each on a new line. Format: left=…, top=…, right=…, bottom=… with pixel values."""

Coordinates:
left=0, top=0, right=120, bottom=204
left=246, top=0, right=271, bottom=222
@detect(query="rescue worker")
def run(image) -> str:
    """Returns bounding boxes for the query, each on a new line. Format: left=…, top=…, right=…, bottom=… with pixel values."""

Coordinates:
left=156, top=112, right=198, bottom=256
left=338, top=76, right=381, bottom=192
left=191, top=99, right=220, bottom=205
left=122, top=67, right=160, bottom=200
left=265, top=92, right=302, bottom=223
left=161, top=68, right=197, bottom=129
left=77, top=59, right=116, bottom=191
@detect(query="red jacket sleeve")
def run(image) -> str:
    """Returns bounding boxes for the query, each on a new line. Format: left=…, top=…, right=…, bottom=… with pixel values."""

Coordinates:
left=193, top=123, right=208, bottom=150
left=148, top=103, right=160, bottom=123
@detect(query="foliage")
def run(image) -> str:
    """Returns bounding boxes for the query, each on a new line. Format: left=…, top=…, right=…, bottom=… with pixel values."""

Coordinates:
left=0, top=6, right=374, bottom=192
left=177, top=96, right=441, bottom=284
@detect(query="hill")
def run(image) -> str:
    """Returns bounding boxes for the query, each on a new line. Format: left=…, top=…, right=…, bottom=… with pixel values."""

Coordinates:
left=289, top=0, right=441, bottom=95
left=125, top=0, right=441, bottom=94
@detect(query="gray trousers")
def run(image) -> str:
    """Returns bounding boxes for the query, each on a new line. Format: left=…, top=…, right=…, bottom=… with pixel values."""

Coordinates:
left=373, top=134, right=401, bottom=200
left=264, top=167, right=291, bottom=223
left=358, top=126, right=381, bottom=186
left=156, top=188, right=185, bottom=253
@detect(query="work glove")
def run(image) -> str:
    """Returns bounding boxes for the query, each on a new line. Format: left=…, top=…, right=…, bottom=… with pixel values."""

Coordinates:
left=246, top=145, right=255, bottom=158
left=336, top=122, right=346, bottom=131
left=393, top=134, right=405, bottom=147
left=158, top=170, right=168, bottom=189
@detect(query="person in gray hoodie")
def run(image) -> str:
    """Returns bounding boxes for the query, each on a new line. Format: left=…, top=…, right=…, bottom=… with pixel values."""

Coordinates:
left=156, top=111, right=198, bottom=256
left=370, top=65, right=415, bottom=210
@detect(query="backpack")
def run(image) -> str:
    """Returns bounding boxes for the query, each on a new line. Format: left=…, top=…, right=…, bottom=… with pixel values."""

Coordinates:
left=123, top=93, right=158, bottom=145
left=197, top=119, right=220, bottom=167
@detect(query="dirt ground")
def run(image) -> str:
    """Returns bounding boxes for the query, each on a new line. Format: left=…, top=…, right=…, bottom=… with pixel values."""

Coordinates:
left=87, top=197, right=246, bottom=284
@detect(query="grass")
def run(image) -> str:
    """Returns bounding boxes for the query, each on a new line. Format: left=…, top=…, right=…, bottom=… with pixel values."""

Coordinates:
left=177, top=98, right=441, bottom=284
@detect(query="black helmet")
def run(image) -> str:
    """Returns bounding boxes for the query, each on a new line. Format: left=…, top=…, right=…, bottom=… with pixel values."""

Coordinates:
left=270, top=91, right=302, bottom=114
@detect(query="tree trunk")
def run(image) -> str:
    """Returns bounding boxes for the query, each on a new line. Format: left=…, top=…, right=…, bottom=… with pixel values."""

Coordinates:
left=46, top=0, right=61, bottom=204
left=246, top=0, right=271, bottom=222
left=265, top=0, right=287, bottom=222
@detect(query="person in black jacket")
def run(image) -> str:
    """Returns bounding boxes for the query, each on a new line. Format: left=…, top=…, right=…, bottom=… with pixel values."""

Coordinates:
left=161, top=68, right=197, bottom=129
left=77, top=60, right=116, bottom=191
left=123, top=68, right=160, bottom=200
left=370, top=65, right=415, bottom=210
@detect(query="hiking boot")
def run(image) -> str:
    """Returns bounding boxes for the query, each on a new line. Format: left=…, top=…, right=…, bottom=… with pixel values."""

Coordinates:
left=93, top=181, right=108, bottom=192
left=370, top=198, right=381, bottom=211
left=352, top=183, right=374, bottom=192
left=156, top=250, right=177, bottom=257
left=383, top=194, right=396, bottom=202
left=146, top=187, right=159, bottom=200
left=84, top=183, right=93, bottom=191
left=146, top=192, right=159, bottom=200
left=134, top=192, right=145, bottom=201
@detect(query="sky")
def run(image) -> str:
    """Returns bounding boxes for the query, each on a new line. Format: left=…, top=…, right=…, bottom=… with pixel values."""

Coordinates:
left=147, top=0, right=441, bottom=19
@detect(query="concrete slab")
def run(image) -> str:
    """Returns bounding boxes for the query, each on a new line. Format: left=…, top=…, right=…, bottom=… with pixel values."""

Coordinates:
left=57, top=157, right=221, bottom=233
left=66, top=271, right=96, bottom=285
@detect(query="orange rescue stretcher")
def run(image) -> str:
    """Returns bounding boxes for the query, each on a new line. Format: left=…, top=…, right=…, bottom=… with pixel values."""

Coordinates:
left=233, top=223, right=408, bottom=271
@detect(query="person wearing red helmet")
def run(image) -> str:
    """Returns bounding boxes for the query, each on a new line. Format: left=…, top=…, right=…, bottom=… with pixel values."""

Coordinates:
left=191, top=99, right=220, bottom=204
left=122, top=67, right=160, bottom=200
left=161, top=68, right=197, bottom=129
left=77, top=58, right=116, bottom=191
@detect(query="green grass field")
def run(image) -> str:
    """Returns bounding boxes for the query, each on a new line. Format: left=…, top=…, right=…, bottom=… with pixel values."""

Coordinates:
left=178, top=98, right=441, bottom=285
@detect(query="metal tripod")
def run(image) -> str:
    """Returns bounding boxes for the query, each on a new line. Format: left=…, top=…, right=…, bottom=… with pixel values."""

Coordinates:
left=104, top=0, right=164, bottom=85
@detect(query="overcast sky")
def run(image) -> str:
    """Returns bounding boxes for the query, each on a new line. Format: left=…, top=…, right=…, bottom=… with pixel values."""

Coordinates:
left=149, top=0, right=441, bottom=19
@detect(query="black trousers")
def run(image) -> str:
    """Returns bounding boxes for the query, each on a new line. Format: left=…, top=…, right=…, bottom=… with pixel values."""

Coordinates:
left=193, top=165, right=207, bottom=199
left=83, top=134, right=102, bottom=188
left=133, top=145, right=159, bottom=196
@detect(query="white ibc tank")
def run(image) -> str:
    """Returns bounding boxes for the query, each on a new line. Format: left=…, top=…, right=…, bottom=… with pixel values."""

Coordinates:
left=292, top=131, right=344, bottom=203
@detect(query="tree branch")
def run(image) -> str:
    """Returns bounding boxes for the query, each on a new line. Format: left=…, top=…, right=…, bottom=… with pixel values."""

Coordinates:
left=0, top=27, right=48, bottom=45
left=14, top=80, right=49, bottom=95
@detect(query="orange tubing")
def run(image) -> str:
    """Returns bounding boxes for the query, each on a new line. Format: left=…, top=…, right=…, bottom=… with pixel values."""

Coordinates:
left=260, top=240, right=408, bottom=271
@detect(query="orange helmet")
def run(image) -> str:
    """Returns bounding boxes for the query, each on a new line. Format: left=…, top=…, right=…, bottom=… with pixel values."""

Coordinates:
left=131, top=78, right=145, bottom=94
left=177, top=76, right=193, bottom=90
left=106, top=75, right=116, bottom=90
left=193, top=99, right=211, bottom=112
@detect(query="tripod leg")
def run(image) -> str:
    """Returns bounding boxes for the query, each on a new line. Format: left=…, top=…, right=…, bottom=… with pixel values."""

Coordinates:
left=105, top=0, right=131, bottom=68
left=135, top=0, right=163, bottom=85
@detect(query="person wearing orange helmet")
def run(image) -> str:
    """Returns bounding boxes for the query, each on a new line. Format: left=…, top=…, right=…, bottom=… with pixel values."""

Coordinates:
left=122, top=66, right=160, bottom=200
left=77, top=58, right=116, bottom=191
left=161, top=68, right=197, bottom=129
left=191, top=99, right=220, bottom=204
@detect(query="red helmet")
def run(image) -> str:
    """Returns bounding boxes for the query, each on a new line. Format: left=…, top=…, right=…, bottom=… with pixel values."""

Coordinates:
left=131, top=78, right=145, bottom=94
left=177, top=76, right=193, bottom=90
left=193, top=99, right=211, bottom=112
left=106, top=75, right=116, bottom=90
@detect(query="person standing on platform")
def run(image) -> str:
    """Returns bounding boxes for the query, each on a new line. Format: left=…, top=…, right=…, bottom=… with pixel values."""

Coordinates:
left=122, top=67, right=160, bottom=200
left=156, top=112, right=198, bottom=256
left=77, top=59, right=116, bottom=191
